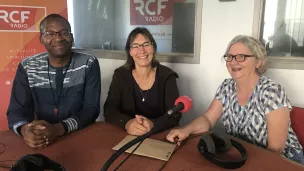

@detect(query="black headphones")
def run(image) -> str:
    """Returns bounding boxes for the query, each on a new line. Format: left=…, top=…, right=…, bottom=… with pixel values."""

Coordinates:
left=10, top=153, right=66, bottom=171
left=197, top=132, right=247, bottom=169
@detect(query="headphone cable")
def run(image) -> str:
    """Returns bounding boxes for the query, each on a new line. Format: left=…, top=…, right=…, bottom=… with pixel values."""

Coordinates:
left=113, top=140, right=144, bottom=171
left=158, top=133, right=206, bottom=171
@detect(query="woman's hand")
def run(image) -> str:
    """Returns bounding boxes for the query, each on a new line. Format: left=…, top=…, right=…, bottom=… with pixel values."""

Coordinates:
left=125, top=118, right=149, bottom=136
left=135, top=115, right=154, bottom=132
left=166, top=128, right=191, bottom=145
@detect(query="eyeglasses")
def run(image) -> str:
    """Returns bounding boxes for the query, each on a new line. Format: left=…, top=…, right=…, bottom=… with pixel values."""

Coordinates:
left=223, top=54, right=255, bottom=62
left=130, top=42, right=153, bottom=51
left=41, top=31, right=72, bottom=38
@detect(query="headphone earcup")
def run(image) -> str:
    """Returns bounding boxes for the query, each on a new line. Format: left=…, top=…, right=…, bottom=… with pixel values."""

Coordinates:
left=197, top=132, right=247, bottom=169
left=211, top=132, right=232, bottom=153
left=198, top=134, right=216, bottom=154
left=10, top=160, right=26, bottom=171
left=11, top=154, right=44, bottom=171
left=23, top=155, right=43, bottom=167
left=32, top=153, right=65, bottom=170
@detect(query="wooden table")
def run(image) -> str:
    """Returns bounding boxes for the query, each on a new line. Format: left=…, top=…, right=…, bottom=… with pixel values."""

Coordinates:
left=0, top=122, right=303, bottom=171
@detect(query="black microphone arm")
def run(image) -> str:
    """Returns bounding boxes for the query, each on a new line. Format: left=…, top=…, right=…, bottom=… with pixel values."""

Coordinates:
left=101, top=112, right=181, bottom=171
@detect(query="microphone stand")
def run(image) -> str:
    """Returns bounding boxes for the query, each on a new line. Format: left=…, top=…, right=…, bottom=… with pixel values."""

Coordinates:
left=101, top=113, right=179, bottom=171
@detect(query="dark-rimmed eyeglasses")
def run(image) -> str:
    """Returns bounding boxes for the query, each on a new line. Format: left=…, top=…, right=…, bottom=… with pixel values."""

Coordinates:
left=223, top=54, right=255, bottom=62
left=130, top=42, right=153, bottom=51
left=41, top=31, right=72, bottom=38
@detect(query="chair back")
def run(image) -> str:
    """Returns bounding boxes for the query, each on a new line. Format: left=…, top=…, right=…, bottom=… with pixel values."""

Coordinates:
left=290, top=106, right=304, bottom=149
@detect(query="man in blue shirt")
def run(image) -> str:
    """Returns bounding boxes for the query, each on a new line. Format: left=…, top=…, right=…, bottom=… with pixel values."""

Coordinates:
left=7, top=14, right=101, bottom=149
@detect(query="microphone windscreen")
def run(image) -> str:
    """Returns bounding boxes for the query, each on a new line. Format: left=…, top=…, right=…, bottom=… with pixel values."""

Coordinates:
left=174, top=96, right=192, bottom=113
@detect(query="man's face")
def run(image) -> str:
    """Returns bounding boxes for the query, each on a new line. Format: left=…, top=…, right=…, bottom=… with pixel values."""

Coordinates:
left=40, top=18, right=73, bottom=58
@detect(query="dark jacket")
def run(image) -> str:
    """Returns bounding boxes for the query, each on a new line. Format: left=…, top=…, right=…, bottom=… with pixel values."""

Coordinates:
left=104, top=63, right=181, bottom=130
left=7, top=52, right=101, bottom=135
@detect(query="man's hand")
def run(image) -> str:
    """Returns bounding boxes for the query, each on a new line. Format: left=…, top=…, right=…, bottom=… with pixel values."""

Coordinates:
left=135, top=115, right=154, bottom=132
left=25, top=120, right=65, bottom=148
left=125, top=118, right=149, bottom=136
left=20, top=124, right=47, bottom=149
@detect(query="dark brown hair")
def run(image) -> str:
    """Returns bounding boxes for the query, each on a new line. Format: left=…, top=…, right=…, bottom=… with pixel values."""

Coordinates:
left=124, top=27, right=158, bottom=69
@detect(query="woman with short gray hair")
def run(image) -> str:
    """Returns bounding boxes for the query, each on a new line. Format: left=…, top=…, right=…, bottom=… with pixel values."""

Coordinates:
left=166, top=35, right=304, bottom=164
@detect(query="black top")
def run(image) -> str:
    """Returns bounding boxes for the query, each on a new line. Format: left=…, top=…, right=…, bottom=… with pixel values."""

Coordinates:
left=104, top=62, right=181, bottom=130
left=133, top=68, right=161, bottom=119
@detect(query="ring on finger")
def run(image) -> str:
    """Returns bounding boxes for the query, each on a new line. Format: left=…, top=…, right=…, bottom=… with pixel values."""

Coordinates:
left=44, top=136, right=49, bottom=145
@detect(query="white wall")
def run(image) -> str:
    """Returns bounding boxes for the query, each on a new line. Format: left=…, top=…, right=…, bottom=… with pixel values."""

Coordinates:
left=264, top=69, right=304, bottom=107
left=98, top=0, right=304, bottom=125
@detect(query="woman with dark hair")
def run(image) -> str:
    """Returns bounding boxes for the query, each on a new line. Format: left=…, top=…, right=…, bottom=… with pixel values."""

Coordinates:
left=104, top=27, right=181, bottom=136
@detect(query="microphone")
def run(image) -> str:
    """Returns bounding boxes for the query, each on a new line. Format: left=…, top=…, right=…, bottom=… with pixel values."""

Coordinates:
left=166, top=96, right=193, bottom=115
left=153, top=96, right=192, bottom=127
left=101, top=96, right=192, bottom=171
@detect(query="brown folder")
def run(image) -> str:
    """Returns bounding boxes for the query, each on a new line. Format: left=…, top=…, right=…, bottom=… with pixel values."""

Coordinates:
left=112, top=135, right=176, bottom=161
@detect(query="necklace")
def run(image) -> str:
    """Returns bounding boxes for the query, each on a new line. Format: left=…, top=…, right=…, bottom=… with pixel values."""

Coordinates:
left=47, top=58, right=71, bottom=115
left=139, top=89, right=149, bottom=102
left=133, top=68, right=155, bottom=102
left=138, top=76, right=153, bottom=102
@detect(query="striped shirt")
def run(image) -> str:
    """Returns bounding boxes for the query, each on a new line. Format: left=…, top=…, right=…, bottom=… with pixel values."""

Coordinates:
left=7, top=51, right=101, bottom=135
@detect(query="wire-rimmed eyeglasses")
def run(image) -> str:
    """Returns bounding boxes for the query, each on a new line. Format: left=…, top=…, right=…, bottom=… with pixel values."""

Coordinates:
left=223, top=54, right=255, bottom=62
left=130, top=42, right=153, bottom=51
left=41, top=31, right=72, bottom=38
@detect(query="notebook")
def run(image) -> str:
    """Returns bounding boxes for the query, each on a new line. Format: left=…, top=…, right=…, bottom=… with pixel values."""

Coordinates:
left=112, top=135, right=177, bottom=161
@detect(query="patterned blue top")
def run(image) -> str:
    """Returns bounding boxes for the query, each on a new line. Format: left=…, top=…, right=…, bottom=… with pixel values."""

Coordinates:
left=215, top=76, right=302, bottom=159
left=7, top=51, right=101, bottom=136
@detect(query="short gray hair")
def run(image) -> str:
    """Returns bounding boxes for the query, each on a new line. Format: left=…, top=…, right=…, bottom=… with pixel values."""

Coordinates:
left=225, top=35, right=268, bottom=75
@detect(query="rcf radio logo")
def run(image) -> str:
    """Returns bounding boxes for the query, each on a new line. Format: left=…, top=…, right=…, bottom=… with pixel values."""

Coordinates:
left=130, top=0, right=186, bottom=25
left=0, top=5, right=46, bottom=32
